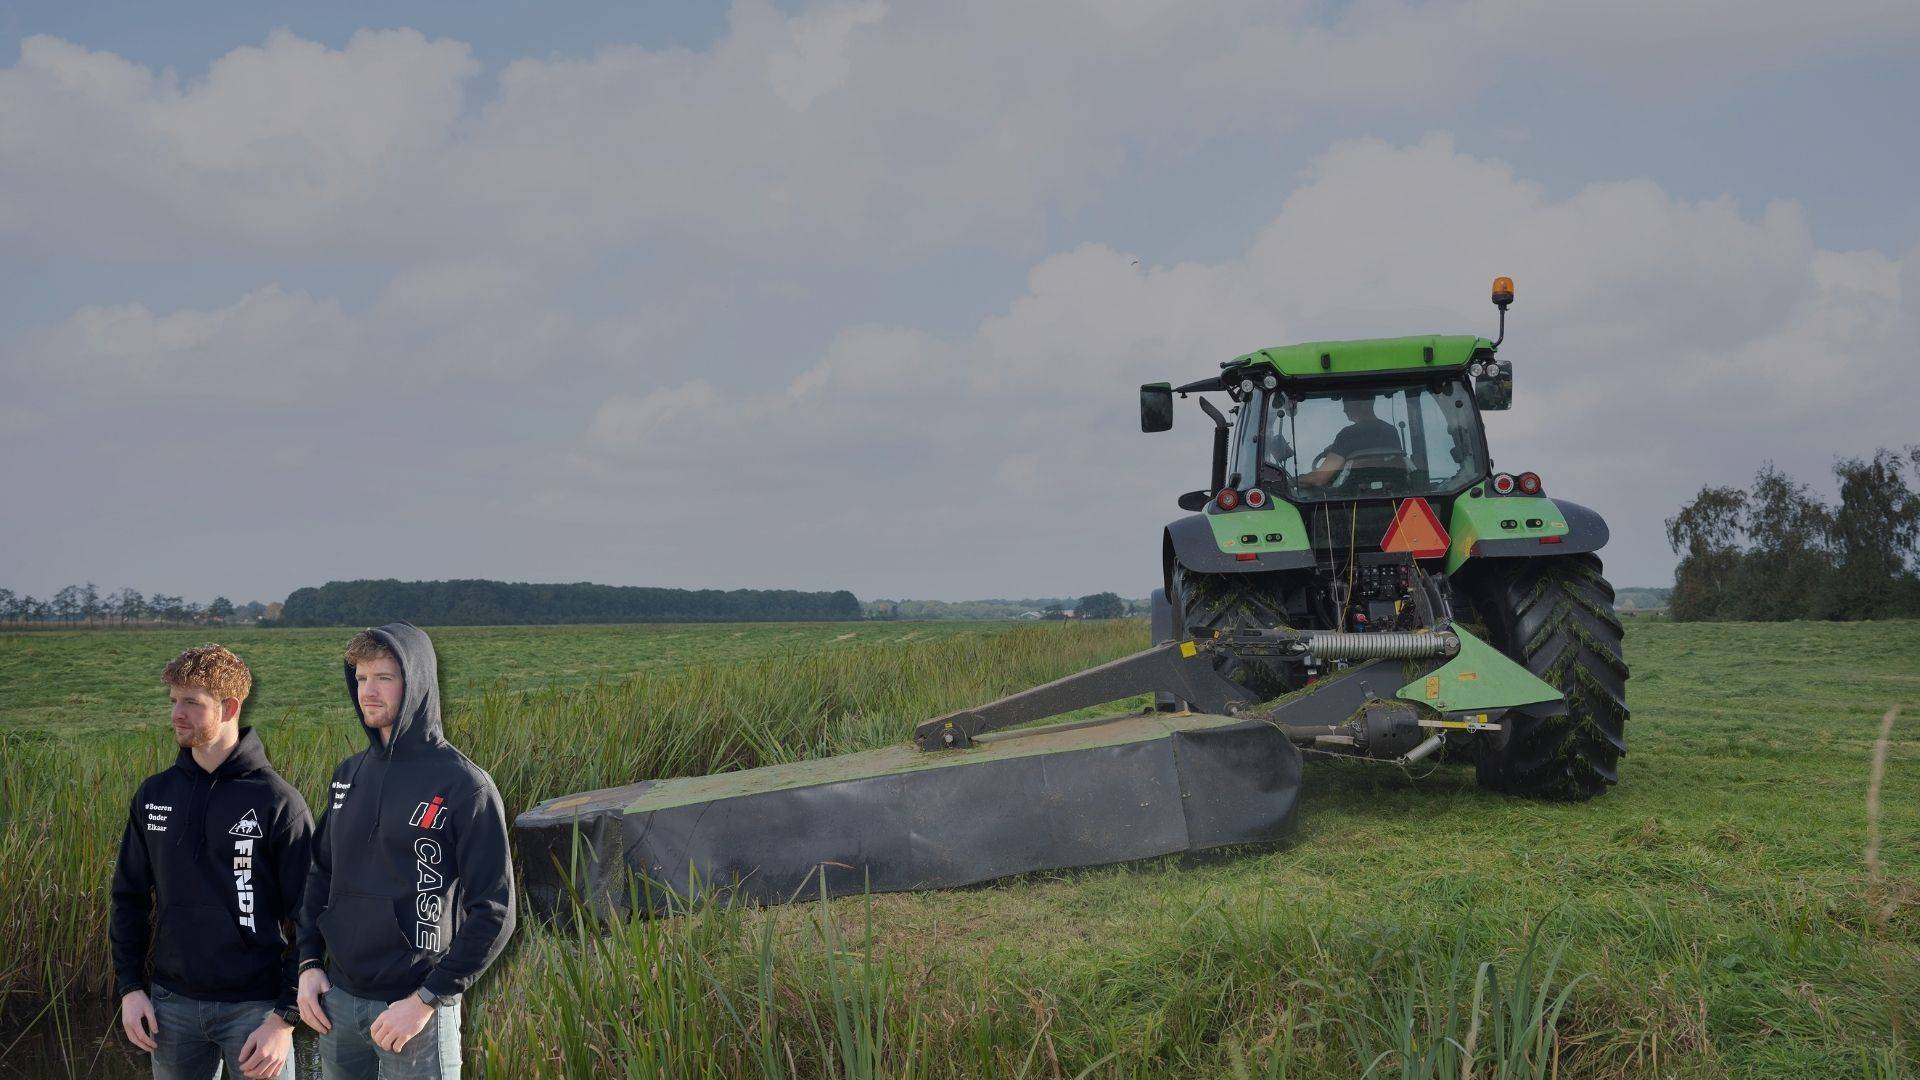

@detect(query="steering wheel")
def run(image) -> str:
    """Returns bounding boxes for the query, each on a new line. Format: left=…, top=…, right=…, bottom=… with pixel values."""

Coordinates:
left=1329, top=449, right=1414, bottom=490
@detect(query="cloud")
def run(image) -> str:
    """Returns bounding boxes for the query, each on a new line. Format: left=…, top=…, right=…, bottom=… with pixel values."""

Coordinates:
left=8, top=260, right=678, bottom=403
left=5, top=1, right=1914, bottom=261
left=0, top=29, right=476, bottom=258
left=568, top=135, right=1913, bottom=591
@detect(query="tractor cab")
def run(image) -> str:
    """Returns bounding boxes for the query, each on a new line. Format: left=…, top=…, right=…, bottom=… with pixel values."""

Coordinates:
left=1253, top=378, right=1487, bottom=504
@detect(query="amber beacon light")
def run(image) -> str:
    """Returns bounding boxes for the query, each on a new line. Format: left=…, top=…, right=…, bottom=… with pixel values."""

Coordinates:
left=1491, top=276, right=1515, bottom=308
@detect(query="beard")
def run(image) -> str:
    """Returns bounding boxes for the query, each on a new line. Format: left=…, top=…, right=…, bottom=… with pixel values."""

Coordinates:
left=173, top=721, right=221, bottom=749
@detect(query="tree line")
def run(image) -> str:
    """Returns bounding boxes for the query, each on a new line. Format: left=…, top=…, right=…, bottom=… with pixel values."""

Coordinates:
left=274, top=579, right=864, bottom=627
left=0, top=584, right=271, bottom=627
left=863, top=593, right=1142, bottom=620
left=1666, top=447, right=1920, bottom=621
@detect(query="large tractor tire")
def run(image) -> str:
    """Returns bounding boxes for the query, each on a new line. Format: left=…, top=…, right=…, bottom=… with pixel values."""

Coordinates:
left=1169, top=565, right=1297, bottom=701
left=1462, top=553, right=1629, bottom=801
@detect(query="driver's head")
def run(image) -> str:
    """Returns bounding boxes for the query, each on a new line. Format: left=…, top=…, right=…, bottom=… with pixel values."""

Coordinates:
left=1341, top=394, right=1376, bottom=421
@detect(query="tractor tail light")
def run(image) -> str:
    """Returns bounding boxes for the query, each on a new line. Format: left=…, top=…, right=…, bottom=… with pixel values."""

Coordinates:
left=1245, top=488, right=1266, bottom=508
left=1518, top=471, right=1541, bottom=495
left=1491, top=473, right=1516, bottom=495
left=1215, top=489, right=1240, bottom=511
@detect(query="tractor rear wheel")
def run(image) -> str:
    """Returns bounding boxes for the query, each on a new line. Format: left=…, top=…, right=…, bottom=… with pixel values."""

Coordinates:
left=1170, top=565, right=1297, bottom=701
left=1462, top=553, right=1629, bottom=801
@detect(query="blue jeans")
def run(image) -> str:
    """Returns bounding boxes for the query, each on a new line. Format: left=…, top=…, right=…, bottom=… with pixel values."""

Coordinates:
left=149, top=985, right=294, bottom=1080
left=317, top=988, right=461, bottom=1080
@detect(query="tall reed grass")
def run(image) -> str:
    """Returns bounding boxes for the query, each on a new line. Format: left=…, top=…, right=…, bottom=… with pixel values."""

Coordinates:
left=0, top=622, right=1145, bottom=1004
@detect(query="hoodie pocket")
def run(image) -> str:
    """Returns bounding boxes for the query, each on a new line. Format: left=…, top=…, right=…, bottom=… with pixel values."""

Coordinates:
left=153, top=903, right=260, bottom=994
left=317, top=892, right=423, bottom=989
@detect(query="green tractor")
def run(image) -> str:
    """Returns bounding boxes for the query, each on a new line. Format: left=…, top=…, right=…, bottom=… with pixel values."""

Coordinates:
left=518, top=278, right=1630, bottom=916
left=1141, top=276, right=1627, bottom=800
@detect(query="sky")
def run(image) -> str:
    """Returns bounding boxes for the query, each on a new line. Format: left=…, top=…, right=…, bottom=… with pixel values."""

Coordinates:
left=3, top=0, right=1918, bottom=604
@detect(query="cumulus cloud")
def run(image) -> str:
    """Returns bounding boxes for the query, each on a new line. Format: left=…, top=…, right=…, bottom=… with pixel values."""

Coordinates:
left=10, top=260, right=677, bottom=402
left=5, top=1, right=1914, bottom=260
left=568, top=136, right=1913, bottom=591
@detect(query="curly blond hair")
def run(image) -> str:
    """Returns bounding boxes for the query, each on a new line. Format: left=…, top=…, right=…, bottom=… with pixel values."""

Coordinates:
left=163, top=644, right=253, bottom=702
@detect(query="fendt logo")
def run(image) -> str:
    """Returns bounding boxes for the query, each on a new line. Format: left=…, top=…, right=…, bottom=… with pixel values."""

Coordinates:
left=233, top=837, right=257, bottom=930
left=228, top=809, right=263, bottom=838
left=409, top=796, right=448, bottom=829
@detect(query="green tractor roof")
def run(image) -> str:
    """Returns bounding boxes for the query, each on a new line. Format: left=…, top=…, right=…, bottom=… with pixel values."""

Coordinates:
left=1228, top=334, right=1492, bottom=379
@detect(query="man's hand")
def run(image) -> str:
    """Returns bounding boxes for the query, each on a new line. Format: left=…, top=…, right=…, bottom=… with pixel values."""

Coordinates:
left=370, top=994, right=434, bottom=1053
left=297, top=967, right=332, bottom=1034
left=119, top=989, right=158, bottom=1053
left=236, top=1013, right=294, bottom=1079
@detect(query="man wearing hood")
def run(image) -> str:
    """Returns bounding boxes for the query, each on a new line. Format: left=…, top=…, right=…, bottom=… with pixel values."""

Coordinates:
left=295, top=623, right=515, bottom=1078
left=111, top=644, right=311, bottom=1080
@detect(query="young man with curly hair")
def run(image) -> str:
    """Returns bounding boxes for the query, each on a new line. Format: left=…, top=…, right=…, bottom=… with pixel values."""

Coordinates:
left=295, top=623, right=515, bottom=1079
left=111, top=644, right=313, bottom=1080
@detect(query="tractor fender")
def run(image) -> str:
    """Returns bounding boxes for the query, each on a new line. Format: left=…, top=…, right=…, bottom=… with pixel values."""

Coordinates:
left=1163, top=514, right=1316, bottom=594
left=1469, top=498, right=1610, bottom=558
left=1149, top=588, right=1174, bottom=645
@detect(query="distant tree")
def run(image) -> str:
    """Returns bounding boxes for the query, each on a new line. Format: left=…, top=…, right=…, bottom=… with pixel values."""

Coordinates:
left=106, top=588, right=144, bottom=625
left=150, top=594, right=184, bottom=622
left=264, top=601, right=284, bottom=621
left=0, top=588, right=15, bottom=624
left=1077, top=592, right=1125, bottom=619
left=208, top=596, right=235, bottom=623
left=1829, top=449, right=1920, bottom=619
left=1730, top=464, right=1834, bottom=621
left=1666, top=487, right=1747, bottom=621
left=1042, top=601, right=1067, bottom=620
left=52, top=584, right=81, bottom=624
left=79, top=582, right=102, bottom=626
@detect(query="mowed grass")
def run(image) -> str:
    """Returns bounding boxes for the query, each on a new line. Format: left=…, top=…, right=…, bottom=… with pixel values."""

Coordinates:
left=2, top=619, right=1916, bottom=1077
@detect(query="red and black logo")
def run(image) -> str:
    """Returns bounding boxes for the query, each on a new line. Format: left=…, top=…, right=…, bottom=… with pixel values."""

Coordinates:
left=409, top=796, right=449, bottom=830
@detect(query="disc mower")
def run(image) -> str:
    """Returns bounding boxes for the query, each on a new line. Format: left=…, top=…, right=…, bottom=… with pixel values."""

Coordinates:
left=518, top=277, right=1629, bottom=916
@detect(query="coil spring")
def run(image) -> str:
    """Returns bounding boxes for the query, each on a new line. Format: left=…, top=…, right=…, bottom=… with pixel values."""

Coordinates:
left=1305, top=630, right=1459, bottom=660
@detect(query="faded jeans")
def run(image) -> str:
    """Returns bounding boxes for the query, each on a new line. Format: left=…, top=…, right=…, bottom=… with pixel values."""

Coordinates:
left=317, top=987, right=461, bottom=1080
left=149, top=984, right=294, bottom=1080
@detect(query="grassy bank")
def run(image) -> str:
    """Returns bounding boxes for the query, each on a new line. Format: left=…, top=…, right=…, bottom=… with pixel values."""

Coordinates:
left=1, top=619, right=1915, bottom=1076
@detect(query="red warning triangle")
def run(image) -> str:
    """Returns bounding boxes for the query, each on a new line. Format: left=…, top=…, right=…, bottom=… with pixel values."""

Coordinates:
left=1381, top=497, right=1450, bottom=559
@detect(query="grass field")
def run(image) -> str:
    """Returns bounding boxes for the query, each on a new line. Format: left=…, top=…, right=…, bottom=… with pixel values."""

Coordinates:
left=0, top=622, right=1012, bottom=737
left=1, top=618, right=1915, bottom=1076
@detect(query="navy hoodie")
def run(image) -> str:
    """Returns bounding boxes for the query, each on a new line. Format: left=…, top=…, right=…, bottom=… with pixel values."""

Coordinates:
left=110, top=727, right=313, bottom=1011
left=295, top=623, right=515, bottom=1003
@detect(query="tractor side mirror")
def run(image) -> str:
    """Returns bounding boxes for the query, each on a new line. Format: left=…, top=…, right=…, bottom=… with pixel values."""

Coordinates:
left=1140, top=382, right=1174, bottom=432
left=1473, top=360, right=1513, bottom=411
left=1178, top=490, right=1211, bottom=512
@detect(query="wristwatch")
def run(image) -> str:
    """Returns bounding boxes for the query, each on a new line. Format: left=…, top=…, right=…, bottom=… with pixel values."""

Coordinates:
left=272, top=1004, right=300, bottom=1026
left=414, top=987, right=440, bottom=1006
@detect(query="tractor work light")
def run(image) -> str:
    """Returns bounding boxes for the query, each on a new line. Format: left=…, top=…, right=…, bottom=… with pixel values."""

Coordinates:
left=1518, top=472, right=1541, bottom=495
left=1491, top=473, right=1516, bottom=495
left=1216, top=488, right=1240, bottom=511
left=1245, top=488, right=1267, bottom=508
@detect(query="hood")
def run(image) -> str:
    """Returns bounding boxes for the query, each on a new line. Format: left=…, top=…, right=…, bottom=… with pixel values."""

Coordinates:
left=173, top=725, right=272, bottom=778
left=345, top=622, right=446, bottom=756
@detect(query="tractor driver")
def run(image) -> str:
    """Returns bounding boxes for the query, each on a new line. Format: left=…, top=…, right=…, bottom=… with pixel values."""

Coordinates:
left=1295, top=394, right=1403, bottom=488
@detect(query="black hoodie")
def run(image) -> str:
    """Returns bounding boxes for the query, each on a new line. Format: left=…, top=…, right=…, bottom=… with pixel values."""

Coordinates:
left=294, top=623, right=515, bottom=1003
left=110, top=727, right=313, bottom=1011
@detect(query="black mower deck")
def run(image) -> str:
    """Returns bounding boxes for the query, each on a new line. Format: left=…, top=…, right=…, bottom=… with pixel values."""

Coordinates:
left=516, top=709, right=1301, bottom=917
